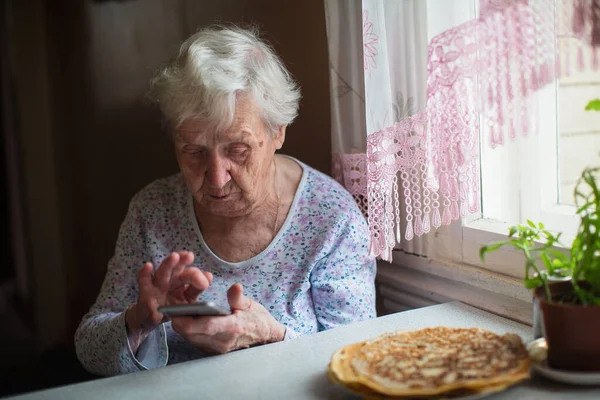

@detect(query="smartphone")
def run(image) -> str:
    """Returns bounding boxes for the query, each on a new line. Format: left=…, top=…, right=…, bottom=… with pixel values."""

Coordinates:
left=158, top=302, right=231, bottom=317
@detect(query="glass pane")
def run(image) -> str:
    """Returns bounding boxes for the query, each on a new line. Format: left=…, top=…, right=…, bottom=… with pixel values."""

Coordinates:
left=558, top=42, right=600, bottom=206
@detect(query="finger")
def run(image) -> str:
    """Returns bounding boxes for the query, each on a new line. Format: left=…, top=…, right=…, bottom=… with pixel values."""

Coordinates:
left=171, top=253, right=186, bottom=276
left=171, top=315, right=227, bottom=337
left=178, top=250, right=195, bottom=275
left=170, top=316, right=193, bottom=336
left=187, top=315, right=231, bottom=336
left=228, top=283, right=251, bottom=311
left=137, top=263, right=155, bottom=292
left=180, top=268, right=210, bottom=301
left=170, top=251, right=193, bottom=285
left=183, top=286, right=202, bottom=302
left=205, top=271, right=213, bottom=285
left=153, top=252, right=180, bottom=291
left=179, top=267, right=210, bottom=289
left=178, top=250, right=195, bottom=266
left=170, top=283, right=189, bottom=298
left=169, top=321, right=227, bottom=354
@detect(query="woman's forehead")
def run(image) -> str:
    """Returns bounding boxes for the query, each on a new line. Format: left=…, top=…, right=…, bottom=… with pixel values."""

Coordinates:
left=177, top=98, right=266, bottom=141
left=174, top=96, right=267, bottom=143
left=175, top=119, right=260, bottom=144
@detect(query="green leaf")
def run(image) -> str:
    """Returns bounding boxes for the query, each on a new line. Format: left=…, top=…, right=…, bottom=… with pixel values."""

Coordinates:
left=514, top=242, right=528, bottom=252
left=538, top=222, right=545, bottom=229
left=541, top=230, right=555, bottom=241
left=524, top=276, right=543, bottom=289
left=527, top=220, right=536, bottom=228
left=540, top=252, right=553, bottom=273
left=479, top=242, right=506, bottom=261
left=548, top=249, right=569, bottom=261
left=585, top=99, right=600, bottom=111
left=577, top=201, right=594, bottom=214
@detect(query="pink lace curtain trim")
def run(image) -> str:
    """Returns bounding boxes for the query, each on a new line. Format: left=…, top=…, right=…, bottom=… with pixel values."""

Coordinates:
left=332, top=0, right=600, bottom=261
left=332, top=153, right=368, bottom=218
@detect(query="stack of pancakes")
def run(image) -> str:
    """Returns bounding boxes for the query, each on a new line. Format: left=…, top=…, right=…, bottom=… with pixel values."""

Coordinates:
left=327, top=327, right=531, bottom=399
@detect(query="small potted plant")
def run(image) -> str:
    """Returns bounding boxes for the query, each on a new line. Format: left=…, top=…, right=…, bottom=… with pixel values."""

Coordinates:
left=480, top=167, right=600, bottom=371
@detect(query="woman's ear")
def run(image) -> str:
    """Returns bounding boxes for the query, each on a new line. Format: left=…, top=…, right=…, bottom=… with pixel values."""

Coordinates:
left=273, top=125, right=287, bottom=150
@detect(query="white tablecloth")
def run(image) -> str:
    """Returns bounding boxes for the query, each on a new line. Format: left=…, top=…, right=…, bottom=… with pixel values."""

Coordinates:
left=9, top=302, right=600, bottom=399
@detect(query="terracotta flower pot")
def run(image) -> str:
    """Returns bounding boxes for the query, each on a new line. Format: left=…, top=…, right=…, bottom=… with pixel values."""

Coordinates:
left=534, top=281, right=600, bottom=371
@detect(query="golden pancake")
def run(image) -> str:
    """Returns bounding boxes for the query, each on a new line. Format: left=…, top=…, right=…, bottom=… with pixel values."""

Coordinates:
left=328, top=362, right=514, bottom=399
left=328, top=343, right=513, bottom=399
left=328, top=327, right=531, bottom=399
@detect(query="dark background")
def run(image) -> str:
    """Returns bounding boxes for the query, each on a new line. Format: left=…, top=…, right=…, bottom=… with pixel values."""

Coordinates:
left=0, top=0, right=331, bottom=396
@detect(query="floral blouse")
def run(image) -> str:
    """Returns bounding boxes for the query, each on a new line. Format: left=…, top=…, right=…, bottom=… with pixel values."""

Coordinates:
left=74, top=158, right=377, bottom=376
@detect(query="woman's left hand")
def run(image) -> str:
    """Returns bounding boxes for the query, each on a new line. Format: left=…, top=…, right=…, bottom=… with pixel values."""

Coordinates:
left=170, top=283, right=286, bottom=354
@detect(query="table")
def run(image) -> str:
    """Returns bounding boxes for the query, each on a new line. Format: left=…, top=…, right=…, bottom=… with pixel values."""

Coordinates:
left=9, top=302, right=600, bottom=399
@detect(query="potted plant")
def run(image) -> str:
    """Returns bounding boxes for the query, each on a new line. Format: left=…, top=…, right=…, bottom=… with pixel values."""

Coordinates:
left=480, top=167, right=600, bottom=371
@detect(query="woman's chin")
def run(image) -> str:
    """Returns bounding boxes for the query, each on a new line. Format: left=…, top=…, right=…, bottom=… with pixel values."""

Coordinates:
left=197, top=198, right=248, bottom=218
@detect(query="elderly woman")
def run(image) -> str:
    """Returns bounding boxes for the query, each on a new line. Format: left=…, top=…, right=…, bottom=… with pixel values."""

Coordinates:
left=75, top=26, right=376, bottom=376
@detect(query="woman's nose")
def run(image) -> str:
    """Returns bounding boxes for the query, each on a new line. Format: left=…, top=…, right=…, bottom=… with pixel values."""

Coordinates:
left=205, top=154, right=231, bottom=188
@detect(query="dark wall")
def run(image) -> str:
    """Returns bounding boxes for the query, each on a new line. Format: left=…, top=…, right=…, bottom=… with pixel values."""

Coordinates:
left=11, top=0, right=331, bottom=348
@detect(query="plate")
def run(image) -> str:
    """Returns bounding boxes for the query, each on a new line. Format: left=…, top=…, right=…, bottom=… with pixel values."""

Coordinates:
left=527, top=338, right=600, bottom=386
left=335, top=375, right=511, bottom=400
left=443, top=391, right=501, bottom=400
left=343, top=388, right=499, bottom=400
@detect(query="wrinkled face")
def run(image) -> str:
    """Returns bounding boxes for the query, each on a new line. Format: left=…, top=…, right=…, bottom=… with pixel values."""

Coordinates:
left=174, top=97, right=285, bottom=218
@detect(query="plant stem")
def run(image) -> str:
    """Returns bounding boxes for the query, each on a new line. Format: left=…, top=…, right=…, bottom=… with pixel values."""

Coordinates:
left=529, top=261, right=552, bottom=303
left=571, top=279, right=588, bottom=305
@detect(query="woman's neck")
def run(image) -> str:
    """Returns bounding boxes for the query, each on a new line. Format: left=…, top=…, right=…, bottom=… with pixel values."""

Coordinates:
left=194, top=161, right=281, bottom=262
left=196, top=194, right=279, bottom=238
left=193, top=156, right=302, bottom=262
left=196, top=160, right=280, bottom=236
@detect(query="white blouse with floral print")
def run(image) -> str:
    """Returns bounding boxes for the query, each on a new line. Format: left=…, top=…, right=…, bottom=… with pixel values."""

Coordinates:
left=74, top=159, right=377, bottom=376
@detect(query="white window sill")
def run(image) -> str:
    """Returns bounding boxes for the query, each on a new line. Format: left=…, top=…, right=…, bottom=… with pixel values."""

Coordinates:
left=460, top=217, right=571, bottom=278
left=380, top=252, right=533, bottom=326
left=464, top=216, right=575, bottom=247
left=461, top=218, right=527, bottom=278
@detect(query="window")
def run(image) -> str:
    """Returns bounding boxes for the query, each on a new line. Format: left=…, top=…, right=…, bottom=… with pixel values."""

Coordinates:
left=380, top=0, right=570, bottom=320
left=463, top=38, right=600, bottom=278
left=558, top=59, right=600, bottom=207
left=394, top=1, right=600, bottom=280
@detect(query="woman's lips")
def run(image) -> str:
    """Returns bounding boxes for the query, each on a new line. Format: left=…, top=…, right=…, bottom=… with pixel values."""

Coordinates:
left=207, top=194, right=230, bottom=201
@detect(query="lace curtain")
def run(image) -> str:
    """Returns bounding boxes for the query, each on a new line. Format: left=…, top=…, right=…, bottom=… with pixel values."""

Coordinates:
left=326, top=0, right=600, bottom=261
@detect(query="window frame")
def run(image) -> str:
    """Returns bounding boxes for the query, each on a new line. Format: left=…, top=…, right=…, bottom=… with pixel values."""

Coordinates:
left=383, top=0, right=598, bottom=324
left=393, top=71, right=582, bottom=280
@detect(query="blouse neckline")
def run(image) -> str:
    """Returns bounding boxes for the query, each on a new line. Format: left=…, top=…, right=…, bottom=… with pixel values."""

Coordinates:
left=187, top=156, right=308, bottom=268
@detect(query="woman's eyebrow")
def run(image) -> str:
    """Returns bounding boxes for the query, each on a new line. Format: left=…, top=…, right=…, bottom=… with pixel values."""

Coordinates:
left=220, top=129, right=254, bottom=142
left=174, top=130, right=200, bottom=141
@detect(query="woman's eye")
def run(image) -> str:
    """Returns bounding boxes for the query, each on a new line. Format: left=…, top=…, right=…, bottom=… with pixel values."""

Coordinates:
left=184, top=148, right=206, bottom=156
left=229, top=146, right=249, bottom=156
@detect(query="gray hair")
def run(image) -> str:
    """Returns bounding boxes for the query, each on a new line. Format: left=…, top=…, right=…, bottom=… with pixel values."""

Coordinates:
left=149, top=26, right=301, bottom=134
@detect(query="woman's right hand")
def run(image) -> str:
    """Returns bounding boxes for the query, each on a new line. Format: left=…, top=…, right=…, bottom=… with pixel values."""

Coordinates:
left=125, top=251, right=212, bottom=335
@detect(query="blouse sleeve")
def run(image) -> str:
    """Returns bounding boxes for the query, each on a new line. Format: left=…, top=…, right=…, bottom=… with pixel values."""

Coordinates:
left=309, top=209, right=377, bottom=331
left=74, top=196, right=168, bottom=376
